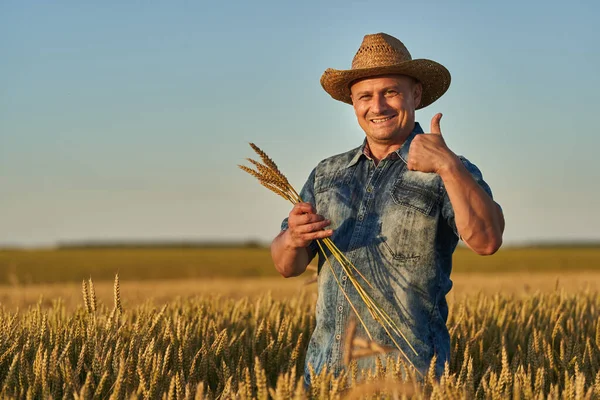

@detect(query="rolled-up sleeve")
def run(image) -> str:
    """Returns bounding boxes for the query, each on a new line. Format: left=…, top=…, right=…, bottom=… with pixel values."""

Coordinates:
left=441, top=156, right=500, bottom=238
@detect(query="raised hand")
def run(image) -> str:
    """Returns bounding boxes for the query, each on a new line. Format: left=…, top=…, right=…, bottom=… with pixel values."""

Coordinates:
left=286, top=202, right=333, bottom=248
left=407, top=113, right=457, bottom=174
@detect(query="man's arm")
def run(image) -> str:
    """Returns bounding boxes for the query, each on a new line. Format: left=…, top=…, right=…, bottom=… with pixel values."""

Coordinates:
left=271, top=202, right=333, bottom=277
left=438, top=159, right=504, bottom=254
left=407, top=113, right=504, bottom=255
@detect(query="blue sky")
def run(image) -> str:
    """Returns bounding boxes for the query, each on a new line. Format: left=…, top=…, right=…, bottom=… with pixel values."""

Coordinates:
left=1, top=0, right=599, bottom=247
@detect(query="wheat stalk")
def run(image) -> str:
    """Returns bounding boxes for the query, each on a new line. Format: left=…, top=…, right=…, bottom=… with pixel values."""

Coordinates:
left=88, top=277, right=97, bottom=313
left=239, top=142, right=419, bottom=373
left=82, top=280, right=91, bottom=314
left=114, top=273, right=123, bottom=314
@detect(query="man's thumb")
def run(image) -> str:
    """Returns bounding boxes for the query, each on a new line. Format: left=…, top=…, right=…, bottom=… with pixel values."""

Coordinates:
left=430, top=113, right=443, bottom=135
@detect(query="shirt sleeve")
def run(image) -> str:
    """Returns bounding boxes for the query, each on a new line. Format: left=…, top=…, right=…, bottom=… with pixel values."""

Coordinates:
left=441, top=156, right=500, bottom=238
left=279, top=168, right=319, bottom=261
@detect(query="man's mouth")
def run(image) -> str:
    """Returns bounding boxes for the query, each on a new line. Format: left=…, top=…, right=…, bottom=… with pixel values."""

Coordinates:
left=370, top=115, right=395, bottom=124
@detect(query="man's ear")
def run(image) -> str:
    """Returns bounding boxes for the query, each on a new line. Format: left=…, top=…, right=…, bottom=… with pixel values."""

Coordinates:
left=413, top=81, right=423, bottom=108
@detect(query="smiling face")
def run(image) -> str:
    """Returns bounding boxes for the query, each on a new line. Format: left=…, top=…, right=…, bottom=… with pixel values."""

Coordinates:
left=350, top=75, right=422, bottom=146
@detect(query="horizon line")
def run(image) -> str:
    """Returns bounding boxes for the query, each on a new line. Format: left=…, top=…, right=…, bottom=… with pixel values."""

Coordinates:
left=1, top=238, right=600, bottom=250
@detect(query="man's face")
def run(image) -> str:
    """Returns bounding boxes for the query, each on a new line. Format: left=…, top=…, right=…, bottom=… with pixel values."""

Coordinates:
left=350, top=75, right=422, bottom=145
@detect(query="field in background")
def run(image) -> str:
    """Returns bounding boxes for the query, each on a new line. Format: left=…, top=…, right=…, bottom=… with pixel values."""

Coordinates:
left=2, top=245, right=600, bottom=398
left=1, top=245, right=600, bottom=285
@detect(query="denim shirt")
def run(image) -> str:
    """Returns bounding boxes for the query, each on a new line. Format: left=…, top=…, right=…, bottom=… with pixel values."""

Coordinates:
left=280, top=123, right=495, bottom=384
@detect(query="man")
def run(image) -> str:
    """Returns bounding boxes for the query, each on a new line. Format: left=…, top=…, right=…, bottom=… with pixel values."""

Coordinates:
left=270, top=33, right=504, bottom=384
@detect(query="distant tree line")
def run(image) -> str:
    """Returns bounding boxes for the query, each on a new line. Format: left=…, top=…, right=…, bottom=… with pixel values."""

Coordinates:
left=55, top=239, right=269, bottom=249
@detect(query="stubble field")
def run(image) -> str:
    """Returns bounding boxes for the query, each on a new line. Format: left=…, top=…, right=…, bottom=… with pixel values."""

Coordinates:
left=1, top=246, right=599, bottom=399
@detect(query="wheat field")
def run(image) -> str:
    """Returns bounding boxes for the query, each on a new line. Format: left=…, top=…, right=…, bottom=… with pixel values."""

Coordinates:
left=2, top=246, right=600, bottom=285
left=1, top=275, right=600, bottom=399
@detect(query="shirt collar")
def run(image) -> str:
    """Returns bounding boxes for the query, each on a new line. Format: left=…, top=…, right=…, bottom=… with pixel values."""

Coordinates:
left=397, top=122, right=424, bottom=164
left=345, top=122, right=424, bottom=168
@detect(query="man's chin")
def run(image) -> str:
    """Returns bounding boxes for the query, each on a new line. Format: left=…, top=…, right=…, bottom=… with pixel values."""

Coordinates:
left=368, top=131, right=399, bottom=142
left=366, top=131, right=410, bottom=146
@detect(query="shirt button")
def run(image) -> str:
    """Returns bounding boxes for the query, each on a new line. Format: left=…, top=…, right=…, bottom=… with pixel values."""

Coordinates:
left=341, top=276, right=347, bottom=281
left=336, top=334, right=341, bottom=340
left=338, top=306, right=343, bottom=312
left=367, top=186, right=373, bottom=192
left=358, top=215, right=364, bottom=221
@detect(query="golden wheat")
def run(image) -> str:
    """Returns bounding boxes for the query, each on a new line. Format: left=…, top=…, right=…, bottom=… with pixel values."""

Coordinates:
left=2, top=277, right=600, bottom=398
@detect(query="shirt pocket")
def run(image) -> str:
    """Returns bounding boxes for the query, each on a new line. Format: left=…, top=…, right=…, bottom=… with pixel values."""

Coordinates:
left=313, top=169, right=355, bottom=224
left=314, top=169, right=354, bottom=194
left=390, top=174, right=438, bottom=216
left=381, top=175, right=439, bottom=261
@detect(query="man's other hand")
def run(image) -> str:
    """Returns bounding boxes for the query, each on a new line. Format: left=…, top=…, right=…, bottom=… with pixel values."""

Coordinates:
left=407, top=113, right=459, bottom=175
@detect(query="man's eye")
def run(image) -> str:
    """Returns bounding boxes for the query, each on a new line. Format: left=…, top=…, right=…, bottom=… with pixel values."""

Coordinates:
left=359, top=95, right=371, bottom=100
left=385, top=90, right=398, bottom=96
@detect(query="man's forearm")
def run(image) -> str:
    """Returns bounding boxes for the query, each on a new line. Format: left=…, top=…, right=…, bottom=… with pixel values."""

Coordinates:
left=439, top=157, right=505, bottom=255
left=270, top=230, right=311, bottom=278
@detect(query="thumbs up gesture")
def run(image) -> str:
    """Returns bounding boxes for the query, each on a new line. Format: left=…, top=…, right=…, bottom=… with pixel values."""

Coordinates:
left=407, top=113, right=458, bottom=174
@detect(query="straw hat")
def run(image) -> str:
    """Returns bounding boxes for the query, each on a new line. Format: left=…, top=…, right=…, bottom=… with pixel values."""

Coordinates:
left=320, top=33, right=451, bottom=109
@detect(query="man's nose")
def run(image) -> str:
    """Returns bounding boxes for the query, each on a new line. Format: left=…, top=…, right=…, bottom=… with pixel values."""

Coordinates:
left=369, top=94, right=388, bottom=114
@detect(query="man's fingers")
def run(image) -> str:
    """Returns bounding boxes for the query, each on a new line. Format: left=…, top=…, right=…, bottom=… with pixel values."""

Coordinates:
left=296, top=220, right=331, bottom=234
left=291, top=213, right=326, bottom=227
left=289, top=227, right=333, bottom=248
left=290, top=202, right=316, bottom=215
left=407, top=159, right=416, bottom=171
left=303, top=229, right=334, bottom=241
left=430, top=113, right=443, bottom=135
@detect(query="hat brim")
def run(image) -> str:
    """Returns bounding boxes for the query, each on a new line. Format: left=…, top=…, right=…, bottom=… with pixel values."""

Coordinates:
left=320, top=59, right=451, bottom=109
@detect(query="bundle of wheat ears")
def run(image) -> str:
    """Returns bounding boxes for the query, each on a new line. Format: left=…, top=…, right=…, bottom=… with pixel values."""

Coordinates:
left=239, top=143, right=419, bottom=371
